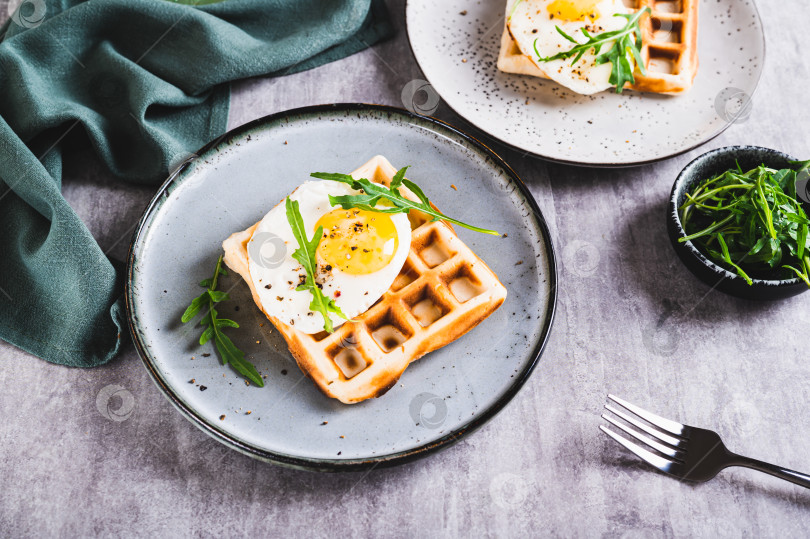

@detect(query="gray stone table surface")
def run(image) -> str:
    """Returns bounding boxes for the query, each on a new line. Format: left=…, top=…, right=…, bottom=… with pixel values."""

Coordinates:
left=2, top=0, right=809, bottom=536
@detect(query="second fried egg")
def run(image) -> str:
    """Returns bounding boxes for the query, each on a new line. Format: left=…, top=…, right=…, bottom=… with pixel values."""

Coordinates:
left=508, top=0, right=631, bottom=94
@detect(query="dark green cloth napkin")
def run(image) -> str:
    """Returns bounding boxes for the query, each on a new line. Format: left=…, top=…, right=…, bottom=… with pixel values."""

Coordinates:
left=0, top=0, right=392, bottom=367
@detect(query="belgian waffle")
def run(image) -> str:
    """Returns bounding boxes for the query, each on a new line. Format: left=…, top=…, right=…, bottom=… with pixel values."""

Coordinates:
left=222, top=156, right=507, bottom=404
left=497, top=0, right=699, bottom=94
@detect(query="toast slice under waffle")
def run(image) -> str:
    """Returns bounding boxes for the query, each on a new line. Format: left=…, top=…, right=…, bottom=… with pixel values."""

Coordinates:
left=222, top=156, right=507, bottom=404
left=497, top=0, right=698, bottom=94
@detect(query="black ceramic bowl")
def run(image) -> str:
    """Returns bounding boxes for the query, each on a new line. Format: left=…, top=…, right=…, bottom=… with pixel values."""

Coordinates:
left=668, top=146, right=809, bottom=301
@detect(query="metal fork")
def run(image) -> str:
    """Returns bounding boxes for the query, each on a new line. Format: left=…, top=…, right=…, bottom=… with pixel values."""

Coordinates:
left=600, top=394, right=810, bottom=489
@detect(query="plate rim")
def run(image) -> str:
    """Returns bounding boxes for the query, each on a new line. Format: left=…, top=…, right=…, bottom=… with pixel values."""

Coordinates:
left=403, top=0, right=767, bottom=168
left=125, top=103, right=558, bottom=472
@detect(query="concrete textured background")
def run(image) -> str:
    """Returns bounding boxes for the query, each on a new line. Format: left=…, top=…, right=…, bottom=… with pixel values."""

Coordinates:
left=2, top=0, right=810, bottom=536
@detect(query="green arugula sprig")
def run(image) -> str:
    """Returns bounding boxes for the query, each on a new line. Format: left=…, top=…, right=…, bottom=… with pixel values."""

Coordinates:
left=532, top=7, right=650, bottom=93
left=286, top=197, right=348, bottom=333
left=508, top=0, right=525, bottom=20
left=181, top=255, right=264, bottom=386
left=679, top=161, right=810, bottom=287
left=310, top=166, right=500, bottom=236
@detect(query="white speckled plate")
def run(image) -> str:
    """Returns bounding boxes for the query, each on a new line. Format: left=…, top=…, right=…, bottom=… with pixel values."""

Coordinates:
left=406, top=0, right=765, bottom=166
left=126, top=104, right=557, bottom=471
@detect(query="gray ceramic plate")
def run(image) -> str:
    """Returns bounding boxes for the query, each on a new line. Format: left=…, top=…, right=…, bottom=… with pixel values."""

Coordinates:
left=126, top=104, right=557, bottom=471
left=406, top=0, right=765, bottom=166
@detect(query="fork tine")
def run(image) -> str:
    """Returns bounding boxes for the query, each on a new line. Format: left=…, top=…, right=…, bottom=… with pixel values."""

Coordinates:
left=600, top=425, right=679, bottom=473
left=607, top=394, right=685, bottom=436
left=604, top=404, right=686, bottom=448
left=601, top=414, right=685, bottom=461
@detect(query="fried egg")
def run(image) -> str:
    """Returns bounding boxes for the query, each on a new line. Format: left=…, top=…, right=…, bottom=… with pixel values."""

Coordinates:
left=247, top=181, right=411, bottom=334
left=508, top=0, right=631, bottom=94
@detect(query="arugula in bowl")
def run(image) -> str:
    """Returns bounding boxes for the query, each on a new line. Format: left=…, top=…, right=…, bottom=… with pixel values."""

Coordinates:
left=679, top=161, right=810, bottom=287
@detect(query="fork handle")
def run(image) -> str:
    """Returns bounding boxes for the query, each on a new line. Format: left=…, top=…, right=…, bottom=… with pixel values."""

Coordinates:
left=730, top=455, right=810, bottom=489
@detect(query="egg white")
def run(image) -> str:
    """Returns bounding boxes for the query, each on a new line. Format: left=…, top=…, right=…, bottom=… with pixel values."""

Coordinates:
left=508, top=0, right=631, bottom=95
left=247, top=180, right=411, bottom=334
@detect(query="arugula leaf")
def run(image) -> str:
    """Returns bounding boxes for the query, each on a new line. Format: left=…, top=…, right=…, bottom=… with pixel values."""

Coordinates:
left=790, top=159, right=810, bottom=174
left=310, top=167, right=500, bottom=236
left=717, top=233, right=752, bottom=285
left=181, top=255, right=264, bottom=387
left=508, top=0, right=525, bottom=21
left=181, top=293, right=207, bottom=323
left=678, top=162, right=810, bottom=287
left=285, top=197, right=348, bottom=333
left=531, top=8, right=650, bottom=93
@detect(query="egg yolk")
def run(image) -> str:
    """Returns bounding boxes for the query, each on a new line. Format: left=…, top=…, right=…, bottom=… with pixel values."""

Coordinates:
left=315, top=208, right=399, bottom=275
left=547, top=0, right=601, bottom=21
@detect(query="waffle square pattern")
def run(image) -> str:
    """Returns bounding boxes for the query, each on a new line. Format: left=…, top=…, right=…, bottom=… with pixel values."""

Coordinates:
left=497, top=0, right=698, bottom=94
left=223, top=156, right=507, bottom=403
